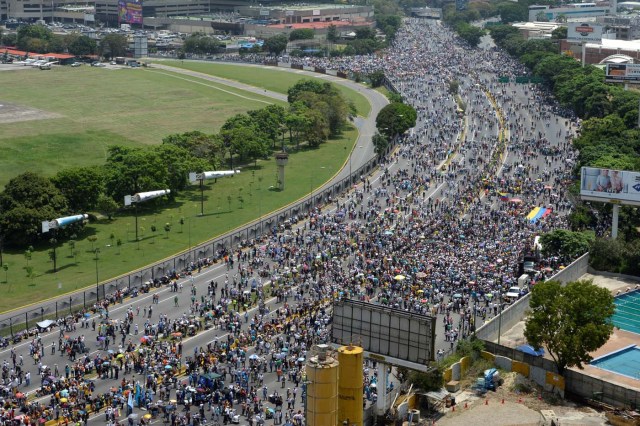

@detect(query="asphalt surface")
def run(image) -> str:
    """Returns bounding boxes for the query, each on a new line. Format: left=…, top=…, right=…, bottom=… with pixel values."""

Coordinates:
left=0, top=22, right=577, bottom=426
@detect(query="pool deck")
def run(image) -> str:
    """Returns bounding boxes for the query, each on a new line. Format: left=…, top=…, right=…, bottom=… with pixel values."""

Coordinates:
left=499, top=272, right=640, bottom=391
left=577, top=328, right=640, bottom=390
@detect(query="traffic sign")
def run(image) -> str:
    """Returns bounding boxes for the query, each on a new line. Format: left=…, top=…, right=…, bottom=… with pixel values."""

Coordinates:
left=498, top=76, right=509, bottom=83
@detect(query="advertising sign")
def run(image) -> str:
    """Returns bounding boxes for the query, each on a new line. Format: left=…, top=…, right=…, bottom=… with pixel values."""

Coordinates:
left=259, top=8, right=269, bottom=16
left=605, top=63, right=640, bottom=83
left=312, top=9, right=321, bottom=16
left=580, top=167, right=640, bottom=206
left=118, top=0, right=143, bottom=24
left=332, top=299, right=436, bottom=369
left=567, top=22, right=603, bottom=42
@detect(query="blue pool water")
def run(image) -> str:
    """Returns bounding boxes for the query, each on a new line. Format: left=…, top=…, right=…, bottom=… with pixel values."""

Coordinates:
left=612, top=290, right=640, bottom=335
left=591, top=345, right=640, bottom=379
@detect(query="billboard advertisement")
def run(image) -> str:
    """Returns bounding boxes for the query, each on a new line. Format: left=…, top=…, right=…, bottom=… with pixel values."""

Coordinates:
left=119, top=0, right=143, bottom=24
left=567, top=22, right=603, bottom=42
left=332, top=299, right=436, bottom=369
left=580, top=167, right=640, bottom=205
left=605, top=63, right=640, bottom=83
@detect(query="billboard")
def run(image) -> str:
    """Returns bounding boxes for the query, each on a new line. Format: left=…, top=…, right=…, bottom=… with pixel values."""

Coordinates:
left=580, top=167, right=640, bottom=206
left=118, top=0, right=143, bottom=24
left=605, top=63, right=640, bottom=83
left=331, top=299, right=436, bottom=370
left=567, top=22, right=603, bottom=42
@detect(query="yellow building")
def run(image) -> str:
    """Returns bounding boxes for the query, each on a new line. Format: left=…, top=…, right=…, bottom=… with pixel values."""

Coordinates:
left=338, top=345, right=364, bottom=426
left=306, top=345, right=339, bottom=426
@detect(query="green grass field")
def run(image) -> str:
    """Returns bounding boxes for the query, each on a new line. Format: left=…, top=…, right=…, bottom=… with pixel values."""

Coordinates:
left=156, top=60, right=372, bottom=118
left=0, top=64, right=367, bottom=313
left=0, top=67, right=280, bottom=188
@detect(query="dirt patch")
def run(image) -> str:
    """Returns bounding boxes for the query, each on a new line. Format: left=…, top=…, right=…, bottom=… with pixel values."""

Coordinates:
left=436, top=372, right=608, bottom=425
left=0, top=101, right=61, bottom=124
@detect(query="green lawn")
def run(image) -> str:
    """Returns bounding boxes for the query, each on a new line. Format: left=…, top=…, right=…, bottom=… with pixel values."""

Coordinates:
left=155, top=60, right=372, bottom=118
left=0, top=65, right=366, bottom=313
left=0, top=66, right=279, bottom=188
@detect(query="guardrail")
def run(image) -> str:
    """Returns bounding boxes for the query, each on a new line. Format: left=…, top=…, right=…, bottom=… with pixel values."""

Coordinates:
left=0, top=153, right=392, bottom=337
left=0, top=59, right=396, bottom=337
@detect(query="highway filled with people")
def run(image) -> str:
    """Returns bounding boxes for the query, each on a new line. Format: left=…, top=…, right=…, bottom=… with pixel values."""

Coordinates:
left=0, top=18, right=579, bottom=426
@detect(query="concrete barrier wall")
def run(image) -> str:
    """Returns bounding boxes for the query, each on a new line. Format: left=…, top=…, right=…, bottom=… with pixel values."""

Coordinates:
left=495, top=355, right=512, bottom=372
left=476, top=253, right=590, bottom=342
left=475, top=293, right=531, bottom=342
left=481, top=343, right=640, bottom=408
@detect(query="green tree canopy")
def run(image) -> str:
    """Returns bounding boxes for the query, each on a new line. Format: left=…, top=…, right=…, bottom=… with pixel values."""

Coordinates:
left=263, top=34, right=288, bottom=56
left=289, top=29, right=315, bottom=41
left=104, top=146, right=169, bottom=202
left=0, top=172, right=69, bottom=247
left=524, top=280, right=614, bottom=375
left=539, top=229, right=593, bottom=260
left=99, top=34, right=128, bottom=59
left=52, top=167, right=104, bottom=212
left=375, top=102, right=418, bottom=139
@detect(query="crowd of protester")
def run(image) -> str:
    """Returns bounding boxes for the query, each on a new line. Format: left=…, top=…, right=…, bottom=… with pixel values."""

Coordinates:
left=1, top=18, right=583, bottom=425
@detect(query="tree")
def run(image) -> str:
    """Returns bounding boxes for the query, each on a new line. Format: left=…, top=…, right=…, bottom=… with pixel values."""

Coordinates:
left=524, top=280, right=615, bottom=375
left=539, top=229, right=593, bottom=260
left=104, top=146, right=168, bottom=202
left=456, top=23, right=485, bottom=47
left=0, top=172, right=69, bottom=247
left=52, top=167, right=104, bottom=212
left=551, top=27, right=567, bottom=40
left=96, top=194, right=119, bottom=220
left=164, top=223, right=171, bottom=238
left=150, top=224, right=157, bottom=244
left=368, top=70, right=386, bottom=88
left=535, top=11, right=549, bottom=22
left=289, top=29, right=315, bottom=41
left=555, top=13, right=567, bottom=23
left=497, top=2, right=528, bottom=23
left=99, top=34, right=127, bottom=59
left=16, top=24, right=53, bottom=51
left=263, top=34, right=288, bottom=56
left=327, top=24, right=339, bottom=42
left=375, top=102, right=418, bottom=139
left=87, top=235, right=97, bottom=251
left=67, top=34, right=97, bottom=56
left=372, top=132, right=389, bottom=157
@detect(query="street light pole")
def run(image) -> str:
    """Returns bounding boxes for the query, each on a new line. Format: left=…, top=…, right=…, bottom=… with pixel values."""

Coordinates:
left=94, top=248, right=100, bottom=302
left=497, top=292, right=503, bottom=345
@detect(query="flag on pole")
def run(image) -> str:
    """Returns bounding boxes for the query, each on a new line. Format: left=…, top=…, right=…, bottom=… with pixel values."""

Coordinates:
left=128, top=391, right=134, bottom=411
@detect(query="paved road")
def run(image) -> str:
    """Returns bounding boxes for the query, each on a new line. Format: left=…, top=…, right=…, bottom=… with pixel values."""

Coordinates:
left=0, top=61, right=388, bottom=330
left=0, top=21, right=577, bottom=426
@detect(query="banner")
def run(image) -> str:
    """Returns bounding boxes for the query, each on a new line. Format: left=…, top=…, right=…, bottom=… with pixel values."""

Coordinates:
left=580, top=167, right=640, bottom=205
left=119, top=0, right=143, bottom=25
left=605, top=63, right=640, bottom=83
left=567, top=22, right=602, bottom=43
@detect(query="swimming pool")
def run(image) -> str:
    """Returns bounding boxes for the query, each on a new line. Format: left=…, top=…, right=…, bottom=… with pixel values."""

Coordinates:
left=591, top=345, right=640, bottom=380
left=612, top=289, right=640, bottom=335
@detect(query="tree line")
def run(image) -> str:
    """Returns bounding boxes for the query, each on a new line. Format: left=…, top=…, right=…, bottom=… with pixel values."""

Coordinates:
left=0, top=79, right=354, bottom=248
left=444, top=3, right=640, bottom=274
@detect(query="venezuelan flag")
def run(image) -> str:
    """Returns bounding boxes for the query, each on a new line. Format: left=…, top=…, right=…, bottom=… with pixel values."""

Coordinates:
left=526, top=207, right=541, bottom=222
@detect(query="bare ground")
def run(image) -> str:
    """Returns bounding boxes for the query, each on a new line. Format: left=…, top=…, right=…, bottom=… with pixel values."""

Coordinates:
left=0, top=101, right=61, bottom=124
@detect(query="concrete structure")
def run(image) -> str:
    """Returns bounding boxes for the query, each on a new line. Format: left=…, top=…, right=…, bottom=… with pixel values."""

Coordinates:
left=561, top=37, right=640, bottom=63
left=306, top=345, right=339, bottom=426
left=275, top=151, right=288, bottom=191
left=528, top=3, right=613, bottom=22
left=337, top=345, right=364, bottom=426
left=512, top=21, right=561, bottom=40
left=597, top=14, right=640, bottom=40
left=1, top=0, right=94, bottom=23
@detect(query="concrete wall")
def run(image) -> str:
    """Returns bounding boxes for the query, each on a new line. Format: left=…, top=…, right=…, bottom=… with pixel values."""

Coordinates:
left=476, top=253, right=590, bottom=342
left=482, top=342, right=640, bottom=408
